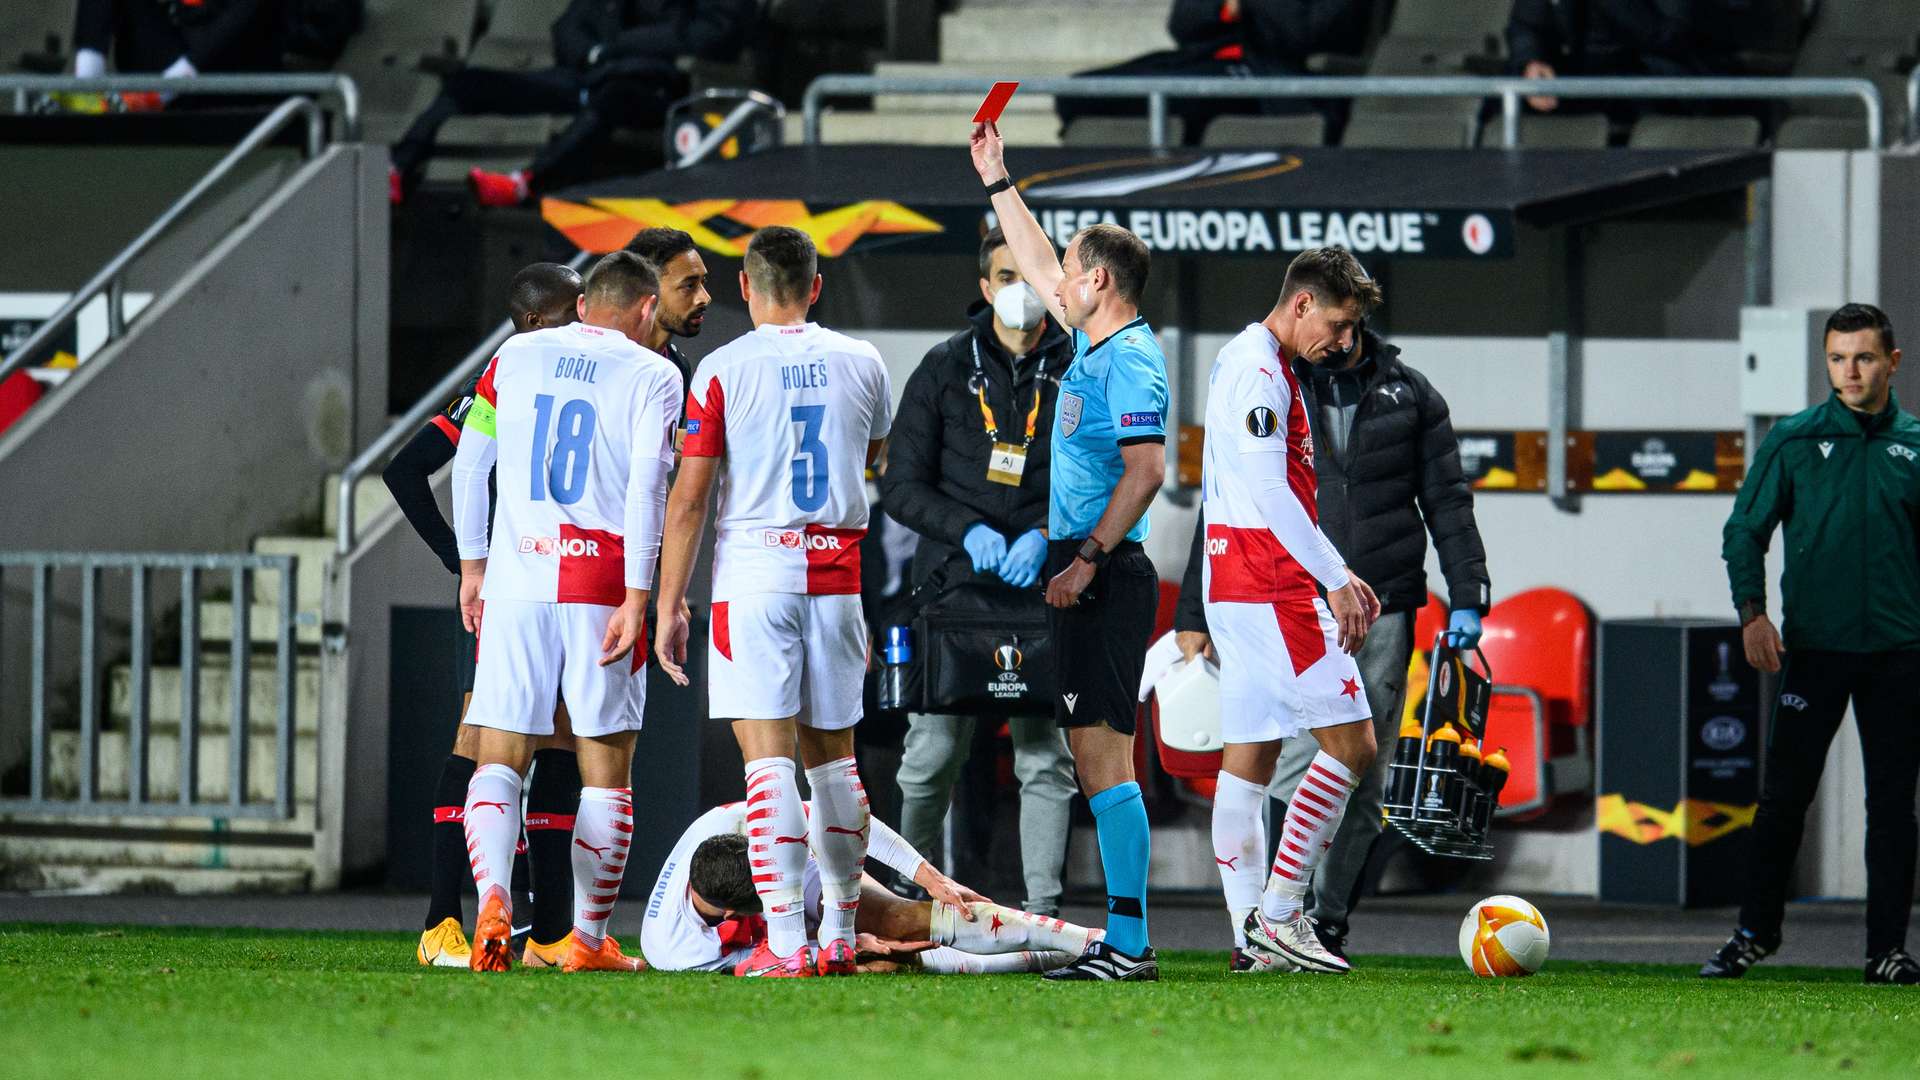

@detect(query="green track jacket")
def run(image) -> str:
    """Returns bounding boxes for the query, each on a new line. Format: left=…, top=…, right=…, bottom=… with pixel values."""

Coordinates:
left=1723, top=391, right=1920, bottom=652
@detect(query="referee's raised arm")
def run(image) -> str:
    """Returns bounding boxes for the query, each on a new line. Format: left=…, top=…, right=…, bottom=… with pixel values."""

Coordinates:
left=970, top=122, right=1067, bottom=326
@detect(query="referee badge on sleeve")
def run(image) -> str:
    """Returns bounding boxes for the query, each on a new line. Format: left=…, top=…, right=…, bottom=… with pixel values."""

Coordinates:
left=1245, top=407, right=1279, bottom=437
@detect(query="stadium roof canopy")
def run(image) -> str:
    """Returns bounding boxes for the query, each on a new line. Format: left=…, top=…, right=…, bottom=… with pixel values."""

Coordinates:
left=544, top=145, right=1769, bottom=263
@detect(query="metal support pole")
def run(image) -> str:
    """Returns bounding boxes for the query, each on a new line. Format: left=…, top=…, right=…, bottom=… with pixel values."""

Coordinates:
left=1547, top=331, right=1579, bottom=512
left=275, top=560, right=297, bottom=817
left=1501, top=91, right=1521, bottom=148
left=78, top=566, right=99, bottom=804
left=1743, top=177, right=1773, bottom=309
left=29, top=565, right=49, bottom=802
left=106, top=277, right=126, bottom=341
left=230, top=565, right=251, bottom=807
left=129, top=565, right=151, bottom=804
left=180, top=567, right=200, bottom=804
left=1148, top=93, right=1170, bottom=150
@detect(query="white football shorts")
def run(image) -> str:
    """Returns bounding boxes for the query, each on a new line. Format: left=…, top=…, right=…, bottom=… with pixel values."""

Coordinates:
left=707, top=592, right=867, bottom=729
left=1207, top=597, right=1369, bottom=744
left=466, top=598, right=646, bottom=738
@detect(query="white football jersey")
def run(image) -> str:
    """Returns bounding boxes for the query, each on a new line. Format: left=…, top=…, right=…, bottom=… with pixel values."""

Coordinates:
left=683, top=322, right=893, bottom=602
left=451, top=322, right=683, bottom=605
left=1201, top=324, right=1349, bottom=604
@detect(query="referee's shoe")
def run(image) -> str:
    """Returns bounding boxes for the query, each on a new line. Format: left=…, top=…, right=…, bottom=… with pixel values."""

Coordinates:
left=1042, top=939, right=1159, bottom=982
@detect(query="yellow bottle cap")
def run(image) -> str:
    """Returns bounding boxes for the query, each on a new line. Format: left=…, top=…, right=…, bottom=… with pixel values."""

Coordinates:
left=1459, top=738, right=1483, bottom=762
left=1426, top=723, right=1462, bottom=749
left=1484, top=746, right=1511, bottom=771
left=1398, top=717, right=1424, bottom=739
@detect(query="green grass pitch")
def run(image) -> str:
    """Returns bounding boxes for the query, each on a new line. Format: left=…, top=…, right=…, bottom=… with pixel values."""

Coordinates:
left=4, top=924, right=1916, bottom=1079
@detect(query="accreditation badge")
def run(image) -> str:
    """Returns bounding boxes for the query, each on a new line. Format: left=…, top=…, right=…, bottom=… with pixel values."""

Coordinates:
left=986, top=442, right=1028, bottom=486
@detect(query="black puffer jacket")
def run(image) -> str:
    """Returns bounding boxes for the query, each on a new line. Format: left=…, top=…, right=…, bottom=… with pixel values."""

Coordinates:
left=880, top=303, right=1074, bottom=590
left=1178, top=330, right=1490, bottom=629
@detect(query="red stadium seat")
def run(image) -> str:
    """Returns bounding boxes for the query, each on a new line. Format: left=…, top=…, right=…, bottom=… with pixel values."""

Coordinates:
left=1477, top=588, right=1594, bottom=819
left=0, top=370, right=43, bottom=435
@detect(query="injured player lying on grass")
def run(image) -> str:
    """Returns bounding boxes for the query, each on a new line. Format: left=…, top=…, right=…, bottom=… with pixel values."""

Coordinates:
left=642, top=802, right=1098, bottom=975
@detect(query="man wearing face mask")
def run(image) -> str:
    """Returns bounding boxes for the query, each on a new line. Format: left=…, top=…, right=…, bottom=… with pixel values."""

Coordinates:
left=879, top=228, right=1079, bottom=919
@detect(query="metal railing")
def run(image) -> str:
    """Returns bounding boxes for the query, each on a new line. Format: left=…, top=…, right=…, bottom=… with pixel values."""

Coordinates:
left=0, top=73, right=360, bottom=138
left=0, top=553, right=302, bottom=819
left=0, top=95, right=329, bottom=387
left=335, top=250, right=595, bottom=554
left=1909, top=65, right=1919, bottom=143
left=671, top=88, right=786, bottom=169
left=803, top=74, right=1885, bottom=150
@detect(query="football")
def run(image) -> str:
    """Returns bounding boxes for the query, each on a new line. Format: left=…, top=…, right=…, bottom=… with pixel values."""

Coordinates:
left=1459, top=895, right=1551, bottom=977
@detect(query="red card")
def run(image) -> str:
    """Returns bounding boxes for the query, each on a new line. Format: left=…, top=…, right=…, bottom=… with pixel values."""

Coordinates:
left=973, top=82, right=1020, bottom=124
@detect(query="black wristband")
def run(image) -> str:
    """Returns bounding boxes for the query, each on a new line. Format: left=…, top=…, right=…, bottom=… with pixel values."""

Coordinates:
left=1074, top=537, right=1108, bottom=569
left=984, top=176, right=1014, bottom=197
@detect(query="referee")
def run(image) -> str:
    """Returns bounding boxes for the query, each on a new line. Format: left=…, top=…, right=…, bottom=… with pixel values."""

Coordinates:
left=971, top=120, right=1169, bottom=982
left=1706, top=303, right=1920, bottom=985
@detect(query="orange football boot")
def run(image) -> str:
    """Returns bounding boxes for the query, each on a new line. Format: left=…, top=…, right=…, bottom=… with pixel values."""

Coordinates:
left=734, top=941, right=816, bottom=978
left=563, top=934, right=647, bottom=973
left=469, top=891, right=514, bottom=973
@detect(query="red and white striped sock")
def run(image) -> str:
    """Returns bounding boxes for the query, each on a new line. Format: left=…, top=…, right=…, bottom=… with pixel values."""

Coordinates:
left=1211, top=770, right=1268, bottom=948
left=805, top=755, right=870, bottom=950
left=744, top=757, right=809, bottom=958
left=570, top=786, right=633, bottom=948
left=1261, top=751, right=1355, bottom=923
left=463, top=763, right=523, bottom=910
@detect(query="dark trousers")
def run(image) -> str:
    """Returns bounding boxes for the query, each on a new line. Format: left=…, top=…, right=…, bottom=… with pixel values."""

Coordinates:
left=1052, top=51, right=1320, bottom=145
left=391, top=64, right=681, bottom=191
left=1739, top=649, right=1920, bottom=957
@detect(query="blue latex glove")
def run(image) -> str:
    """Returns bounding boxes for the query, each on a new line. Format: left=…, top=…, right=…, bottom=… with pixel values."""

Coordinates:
left=1446, top=609, right=1483, bottom=649
left=999, top=529, right=1048, bottom=589
left=962, top=524, right=1008, bottom=575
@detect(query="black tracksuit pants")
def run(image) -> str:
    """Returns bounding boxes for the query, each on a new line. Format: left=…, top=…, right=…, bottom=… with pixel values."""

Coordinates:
left=391, top=65, right=680, bottom=192
left=1739, top=649, right=1920, bottom=958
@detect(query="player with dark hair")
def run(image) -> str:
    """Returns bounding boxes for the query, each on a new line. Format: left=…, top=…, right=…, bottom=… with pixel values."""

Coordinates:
left=384, top=262, right=585, bottom=969
left=1200, top=246, right=1383, bottom=975
left=653, top=226, right=895, bottom=977
left=623, top=228, right=713, bottom=388
left=970, top=121, right=1169, bottom=981
left=642, top=803, right=1098, bottom=975
left=452, top=250, right=684, bottom=973
left=1708, top=302, right=1920, bottom=985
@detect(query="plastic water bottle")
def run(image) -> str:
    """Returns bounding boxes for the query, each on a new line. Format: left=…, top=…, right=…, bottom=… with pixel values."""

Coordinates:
left=879, top=625, right=913, bottom=710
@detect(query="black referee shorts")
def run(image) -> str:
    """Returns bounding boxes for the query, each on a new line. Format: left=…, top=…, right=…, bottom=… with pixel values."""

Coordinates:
left=1047, top=539, right=1158, bottom=735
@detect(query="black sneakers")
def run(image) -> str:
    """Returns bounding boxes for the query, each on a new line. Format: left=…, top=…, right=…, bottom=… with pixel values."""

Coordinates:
left=1042, top=939, right=1160, bottom=982
left=1865, top=948, right=1920, bottom=985
left=1699, top=930, right=1775, bottom=978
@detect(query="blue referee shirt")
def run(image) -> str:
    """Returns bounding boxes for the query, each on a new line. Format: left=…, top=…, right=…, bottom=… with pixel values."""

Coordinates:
left=1049, top=317, right=1170, bottom=542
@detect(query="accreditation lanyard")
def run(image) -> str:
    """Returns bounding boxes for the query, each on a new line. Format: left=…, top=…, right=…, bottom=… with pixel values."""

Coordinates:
left=971, top=336, right=1047, bottom=486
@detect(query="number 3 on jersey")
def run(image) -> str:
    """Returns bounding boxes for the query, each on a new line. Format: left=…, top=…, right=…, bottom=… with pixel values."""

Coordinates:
left=530, top=393, right=596, bottom=505
left=790, top=404, right=828, bottom=512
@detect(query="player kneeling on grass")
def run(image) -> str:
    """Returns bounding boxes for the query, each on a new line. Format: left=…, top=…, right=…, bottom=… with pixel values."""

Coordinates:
left=641, top=803, right=1097, bottom=975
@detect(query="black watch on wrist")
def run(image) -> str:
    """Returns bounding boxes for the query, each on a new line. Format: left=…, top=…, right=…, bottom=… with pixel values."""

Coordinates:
left=1074, top=537, right=1108, bottom=569
left=984, top=176, right=1013, bottom=196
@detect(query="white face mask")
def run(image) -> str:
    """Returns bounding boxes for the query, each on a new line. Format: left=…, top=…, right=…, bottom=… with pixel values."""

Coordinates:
left=992, top=281, right=1047, bottom=332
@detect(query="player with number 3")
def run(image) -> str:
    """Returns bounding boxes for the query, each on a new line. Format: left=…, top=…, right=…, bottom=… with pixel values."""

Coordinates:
left=450, top=252, right=686, bottom=974
left=652, top=227, right=895, bottom=978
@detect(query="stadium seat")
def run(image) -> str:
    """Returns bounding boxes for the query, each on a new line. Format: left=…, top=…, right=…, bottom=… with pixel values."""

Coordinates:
left=1342, top=111, right=1477, bottom=148
left=1341, top=34, right=1496, bottom=148
left=3, top=0, right=76, bottom=72
left=1385, top=0, right=1511, bottom=40
left=428, top=0, right=576, bottom=177
left=1477, top=588, right=1594, bottom=819
left=1475, top=113, right=1610, bottom=149
left=1627, top=115, right=1762, bottom=150
left=1199, top=114, right=1327, bottom=148
left=1772, top=115, right=1875, bottom=149
left=335, top=0, right=483, bottom=145
left=1062, top=116, right=1188, bottom=147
